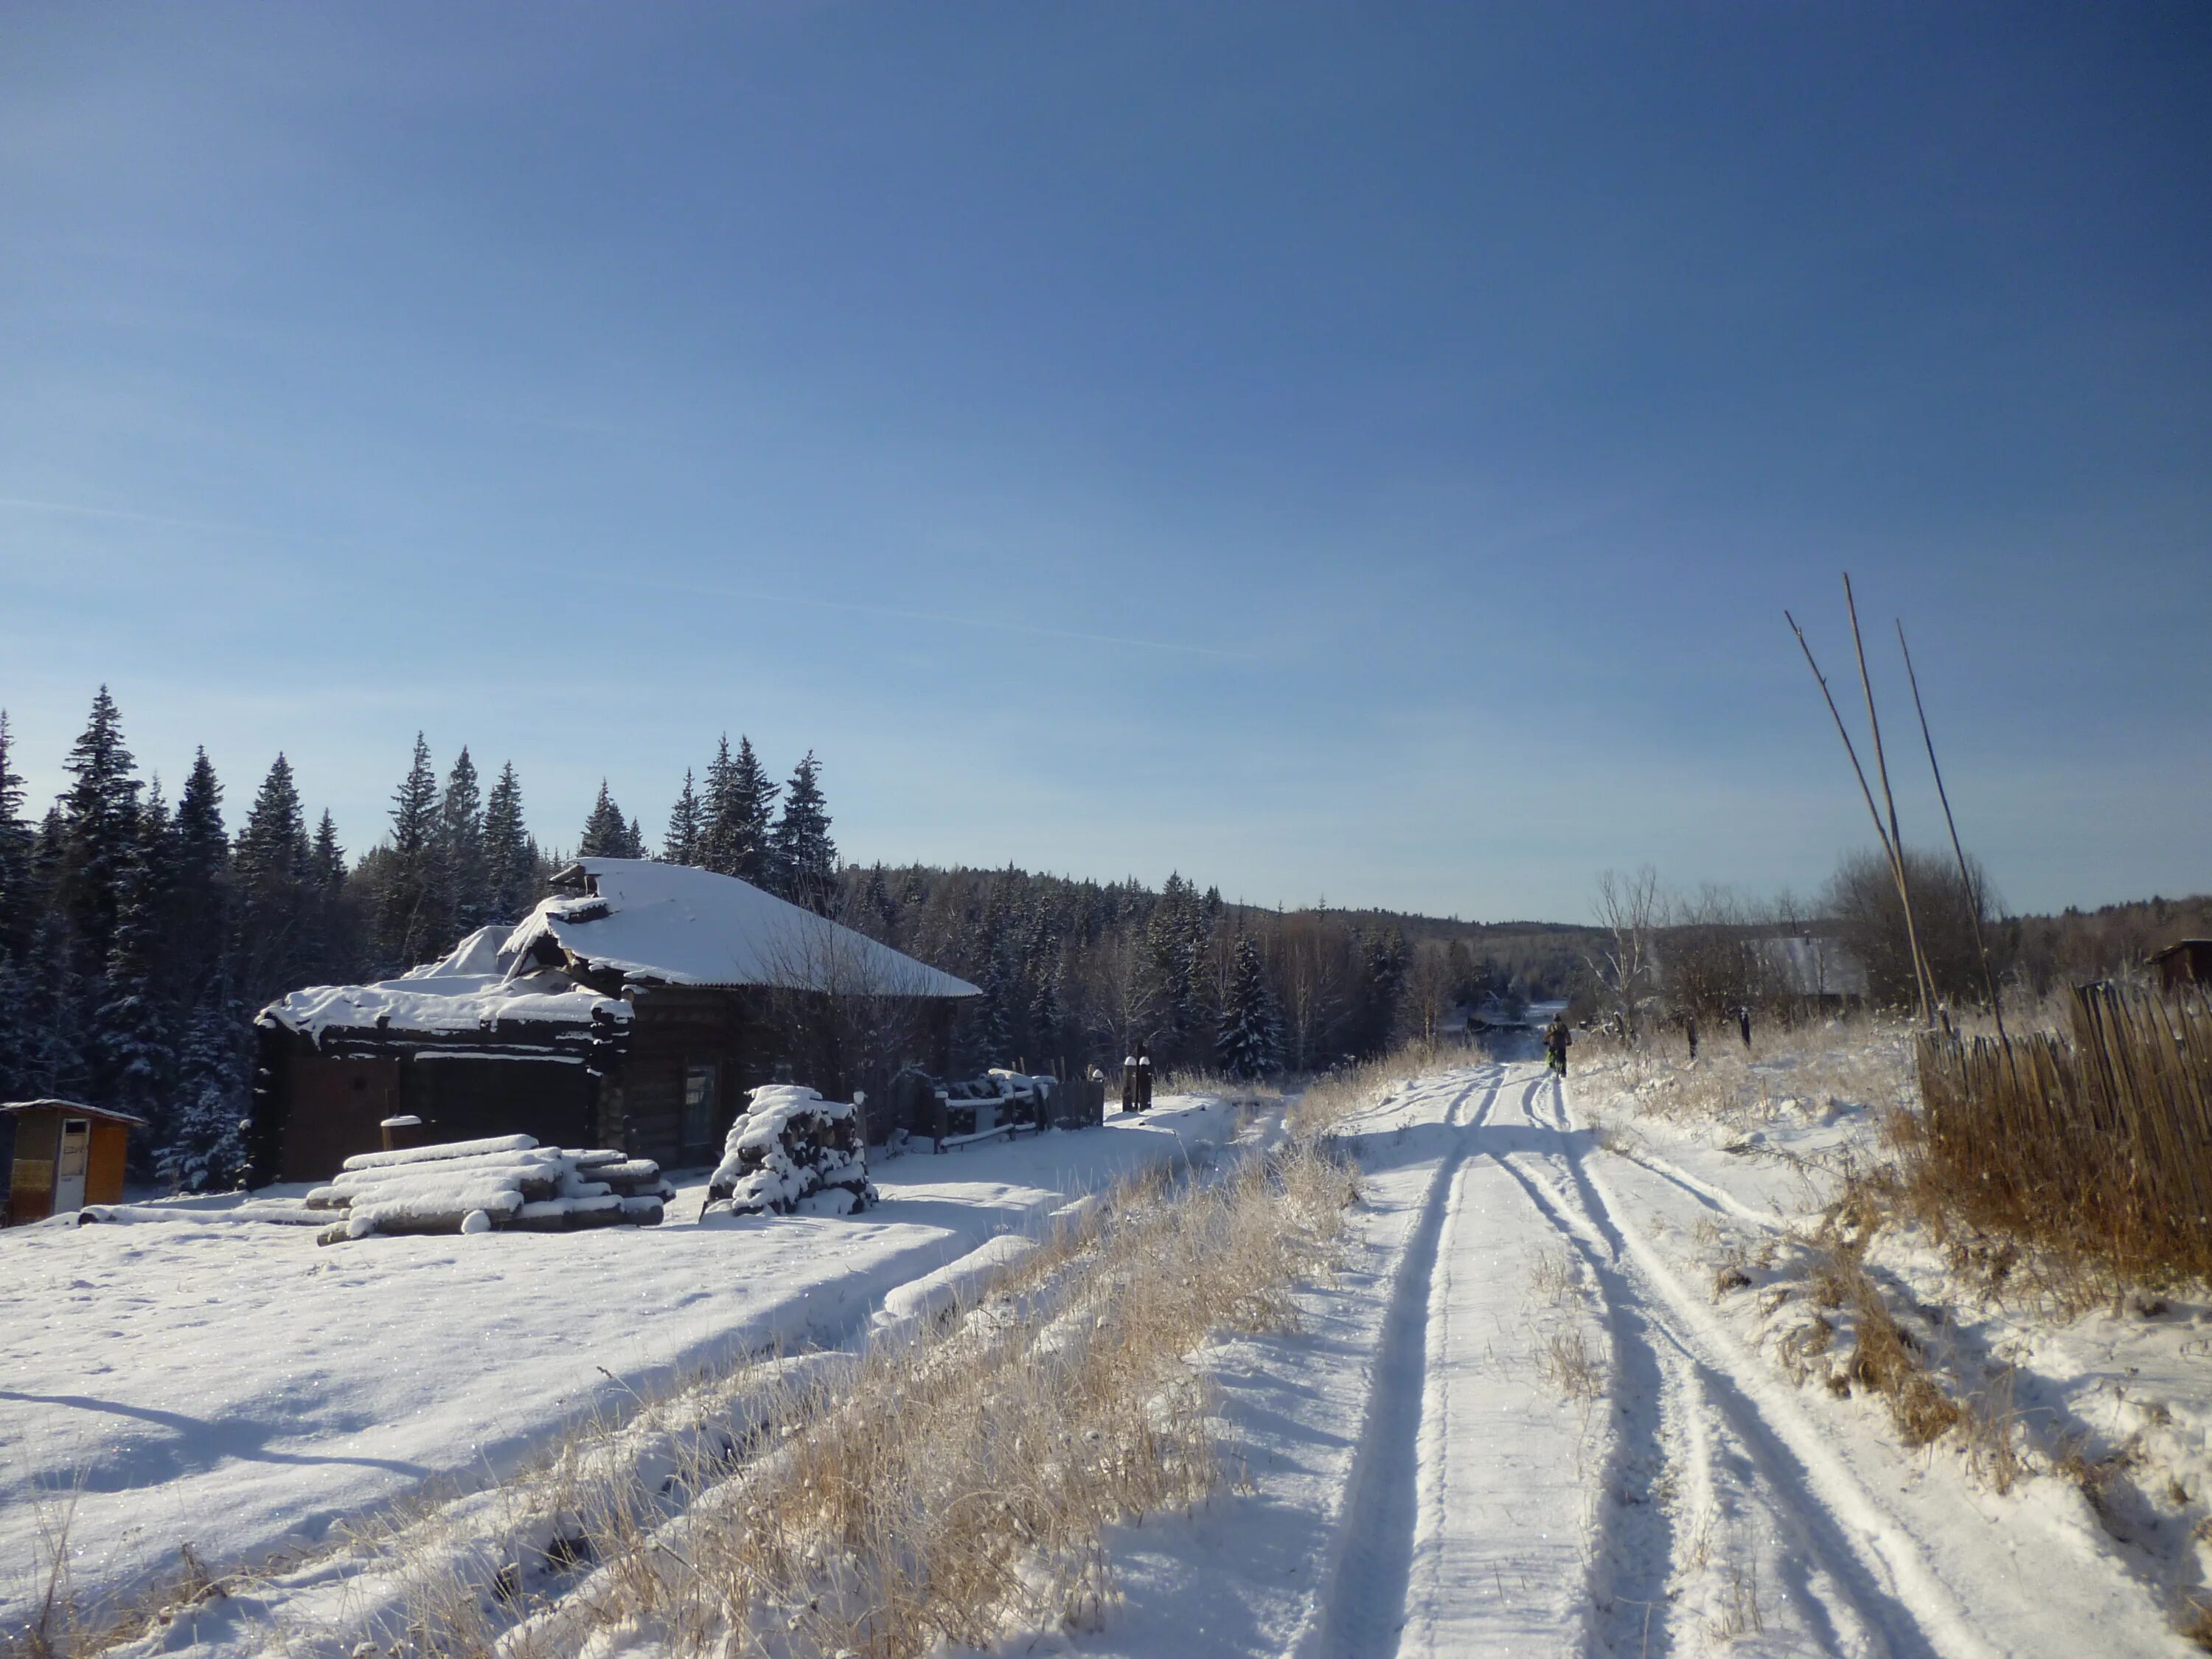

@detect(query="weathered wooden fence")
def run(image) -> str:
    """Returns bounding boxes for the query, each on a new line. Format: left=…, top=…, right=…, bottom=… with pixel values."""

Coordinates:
left=1915, top=984, right=2212, bottom=1277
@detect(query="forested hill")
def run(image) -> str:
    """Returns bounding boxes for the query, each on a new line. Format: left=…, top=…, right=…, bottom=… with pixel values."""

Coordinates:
left=827, top=862, right=1599, bottom=1088
left=0, top=690, right=1590, bottom=1193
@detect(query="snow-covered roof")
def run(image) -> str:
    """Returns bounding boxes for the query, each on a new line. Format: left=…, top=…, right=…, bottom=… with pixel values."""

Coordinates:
left=1753, top=934, right=1870, bottom=998
left=265, top=927, right=628, bottom=1040
left=1, top=1099, right=149, bottom=1127
left=504, top=859, right=980, bottom=999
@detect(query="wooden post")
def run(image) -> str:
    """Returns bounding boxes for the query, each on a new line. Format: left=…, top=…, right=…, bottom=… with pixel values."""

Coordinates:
left=1843, top=574, right=1935, bottom=1026
left=1896, top=621, right=2008, bottom=1043
left=1786, top=605, right=1927, bottom=1021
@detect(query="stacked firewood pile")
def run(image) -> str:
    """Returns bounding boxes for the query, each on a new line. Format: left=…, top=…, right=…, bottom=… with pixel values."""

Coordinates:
left=306, top=1135, right=672, bottom=1245
left=705, top=1085, right=875, bottom=1218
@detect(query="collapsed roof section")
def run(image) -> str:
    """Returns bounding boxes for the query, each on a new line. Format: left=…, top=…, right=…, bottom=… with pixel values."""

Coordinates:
left=506, top=858, right=981, bottom=1000
left=265, top=926, right=627, bottom=1043
left=262, top=858, right=977, bottom=1044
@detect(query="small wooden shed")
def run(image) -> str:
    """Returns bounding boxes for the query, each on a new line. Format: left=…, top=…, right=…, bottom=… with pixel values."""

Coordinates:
left=2152, top=940, right=2212, bottom=996
left=3, top=1101, right=143, bottom=1226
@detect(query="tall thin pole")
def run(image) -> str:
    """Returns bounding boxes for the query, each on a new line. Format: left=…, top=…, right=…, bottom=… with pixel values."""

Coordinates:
left=1843, top=574, right=1935, bottom=1026
left=1897, top=621, right=2008, bottom=1042
left=1785, top=608, right=1924, bottom=1018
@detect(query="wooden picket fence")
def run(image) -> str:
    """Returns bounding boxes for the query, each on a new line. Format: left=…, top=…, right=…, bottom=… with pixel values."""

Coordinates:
left=1915, top=984, right=2212, bottom=1279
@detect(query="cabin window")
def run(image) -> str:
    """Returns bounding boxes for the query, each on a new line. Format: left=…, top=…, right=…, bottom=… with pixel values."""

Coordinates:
left=683, top=1063, right=719, bottom=1150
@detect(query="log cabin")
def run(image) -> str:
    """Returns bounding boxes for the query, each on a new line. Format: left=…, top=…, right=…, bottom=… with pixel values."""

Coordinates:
left=249, top=858, right=979, bottom=1183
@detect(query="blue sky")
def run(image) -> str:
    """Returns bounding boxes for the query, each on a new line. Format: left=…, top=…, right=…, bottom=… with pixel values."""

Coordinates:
left=3, top=2, right=2207, bottom=922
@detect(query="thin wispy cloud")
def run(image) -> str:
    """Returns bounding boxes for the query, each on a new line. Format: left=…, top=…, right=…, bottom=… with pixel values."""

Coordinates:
left=636, top=576, right=1259, bottom=661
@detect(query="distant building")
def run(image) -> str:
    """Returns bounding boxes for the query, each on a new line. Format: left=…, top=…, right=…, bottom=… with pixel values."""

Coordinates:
left=1750, top=934, right=1869, bottom=1006
left=2151, top=940, right=2212, bottom=996
left=251, top=858, right=978, bottom=1183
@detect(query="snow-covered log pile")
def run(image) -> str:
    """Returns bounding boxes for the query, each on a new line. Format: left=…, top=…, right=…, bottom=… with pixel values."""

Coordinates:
left=305, top=1135, right=672, bottom=1245
left=705, top=1085, right=875, bottom=1218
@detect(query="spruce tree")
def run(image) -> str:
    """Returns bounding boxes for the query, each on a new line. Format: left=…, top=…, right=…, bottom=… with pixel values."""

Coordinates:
left=439, top=747, right=490, bottom=933
left=1215, top=935, right=1282, bottom=1079
left=771, top=751, right=836, bottom=912
left=303, top=809, right=355, bottom=984
left=0, top=712, right=34, bottom=1099
left=481, top=762, right=535, bottom=922
left=1029, top=964, right=1065, bottom=1066
left=0, top=712, right=37, bottom=959
left=699, top=737, right=739, bottom=875
left=863, top=864, right=897, bottom=936
left=664, top=769, right=703, bottom=866
left=730, top=737, right=779, bottom=884
left=19, top=908, right=86, bottom=1099
left=96, top=830, right=175, bottom=1158
left=56, top=686, right=143, bottom=980
left=159, top=996, right=248, bottom=1192
left=376, top=734, right=444, bottom=970
left=165, top=748, right=229, bottom=1012
left=702, top=735, right=778, bottom=883
left=234, top=754, right=311, bottom=1001
left=627, top=815, right=645, bottom=859
left=1349, top=928, right=1410, bottom=1058
left=578, top=781, right=632, bottom=858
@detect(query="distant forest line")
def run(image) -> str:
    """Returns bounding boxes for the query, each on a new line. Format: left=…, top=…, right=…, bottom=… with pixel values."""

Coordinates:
left=0, top=690, right=1589, bottom=1188
left=0, top=688, right=2197, bottom=1189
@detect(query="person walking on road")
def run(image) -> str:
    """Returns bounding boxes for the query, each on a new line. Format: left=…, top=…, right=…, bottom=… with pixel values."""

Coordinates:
left=1544, top=1015, right=1573, bottom=1077
left=1738, top=1004, right=1753, bottom=1048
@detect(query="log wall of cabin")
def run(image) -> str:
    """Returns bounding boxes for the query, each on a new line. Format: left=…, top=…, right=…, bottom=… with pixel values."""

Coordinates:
left=616, top=986, right=771, bottom=1172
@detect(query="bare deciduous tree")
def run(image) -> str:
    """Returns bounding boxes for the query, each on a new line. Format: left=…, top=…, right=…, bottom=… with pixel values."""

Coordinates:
left=1407, top=942, right=1456, bottom=1045
left=1590, top=866, right=1662, bottom=1040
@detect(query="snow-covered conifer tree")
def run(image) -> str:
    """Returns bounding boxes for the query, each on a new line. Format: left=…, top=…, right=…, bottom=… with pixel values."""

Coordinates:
left=0, top=712, right=35, bottom=1099
left=438, top=747, right=489, bottom=932
left=1215, top=934, right=1282, bottom=1080
left=579, top=781, right=633, bottom=858
left=663, top=768, right=703, bottom=866
left=771, top=751, right=837, bottom=914
left=164, top=748, right=229, bottom=1015
left=95, top=838, right=175, bottom=1158
left=55, top=686, right=143, bottom=979
left=481, top=762, right=535, bottom=922
left=704, top=735, right=779, bottom=884
left=158, top=996, right=248, bottom=1192
left=376, top=734, right=444, bottom=971
left=234, top=754, right=312, bottom=1000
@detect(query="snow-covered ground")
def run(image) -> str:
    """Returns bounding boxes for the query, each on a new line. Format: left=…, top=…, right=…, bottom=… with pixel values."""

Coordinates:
left=1074, top=1058, right=2204, bottom=1657
left=0, top=1098, right=1236, bottom=1636
left=18, top=1048, right=2212, bottom=1657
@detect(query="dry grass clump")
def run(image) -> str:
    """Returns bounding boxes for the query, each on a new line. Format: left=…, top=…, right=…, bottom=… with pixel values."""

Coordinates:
left=1802, top=1188, right=1961, bottom=1447
left=1537, top=1329, right=1606, bottom=1402
left=1158, top=1066, right=1284, bottom=1107
left=368, top=1138, right=1360, bottom=1659
left=1910, top=986, right=2212, bottom=1284
left=1578, top=1015, right=1916, bottom=1130
left=3, top=1491, right=243, bottom=1659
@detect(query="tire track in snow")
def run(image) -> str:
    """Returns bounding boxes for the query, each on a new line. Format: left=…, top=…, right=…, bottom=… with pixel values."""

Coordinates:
left=1489, top=1074, right=1686, bottom=1656
left=1503, top=1069, right=1981, bottom=1658
left=1306, top=1071, right=1499, bottom=1658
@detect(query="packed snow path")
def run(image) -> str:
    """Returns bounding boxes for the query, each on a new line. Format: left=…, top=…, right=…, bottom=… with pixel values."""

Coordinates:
left=1245, top=1062, right=2186, bottom=1659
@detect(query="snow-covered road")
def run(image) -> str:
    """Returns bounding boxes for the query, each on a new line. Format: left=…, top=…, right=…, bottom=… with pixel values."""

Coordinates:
left=1093, top=1061, right=2192, bottom=1658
